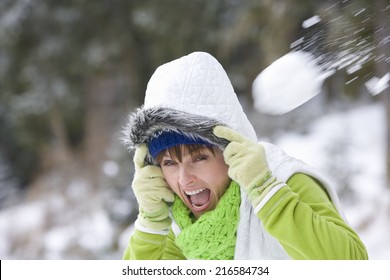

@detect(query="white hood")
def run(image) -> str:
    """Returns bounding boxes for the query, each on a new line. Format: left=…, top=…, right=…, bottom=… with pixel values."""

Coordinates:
left=143, top=51, right=257, bottom=142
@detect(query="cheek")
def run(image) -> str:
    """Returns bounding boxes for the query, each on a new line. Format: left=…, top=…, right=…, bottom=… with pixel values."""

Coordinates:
left=162, top=169, right=180, bottom=195
left=214, top=170, right=231, bottom=195
left=204, top=161, right=230, bottom=195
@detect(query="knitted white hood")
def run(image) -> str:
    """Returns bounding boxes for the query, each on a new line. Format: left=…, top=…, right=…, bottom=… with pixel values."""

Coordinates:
left=143, top=52, right=257, bottom=141
left=123, top=51, right=257, bottom=161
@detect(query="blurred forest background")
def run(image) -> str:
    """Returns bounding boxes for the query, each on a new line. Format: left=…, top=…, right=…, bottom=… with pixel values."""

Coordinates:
left=0, top=0, right=389, bottom=259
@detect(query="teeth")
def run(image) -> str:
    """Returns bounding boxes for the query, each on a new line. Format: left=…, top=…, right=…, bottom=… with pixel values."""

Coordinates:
left=185, top=188, right=206, bottom=196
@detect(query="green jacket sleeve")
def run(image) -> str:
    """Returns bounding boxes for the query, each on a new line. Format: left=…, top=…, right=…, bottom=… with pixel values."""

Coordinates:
left=257, top=173, right=368, bottom=260
left=123, top=228, right=186, bottom=260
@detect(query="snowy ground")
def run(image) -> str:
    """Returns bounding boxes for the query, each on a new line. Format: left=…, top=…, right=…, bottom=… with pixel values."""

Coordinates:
left=0, top=103, right=389, bottom=259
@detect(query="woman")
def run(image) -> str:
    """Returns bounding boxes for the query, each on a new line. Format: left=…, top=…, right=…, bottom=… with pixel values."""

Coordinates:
left=122, top=52, right=368, bottom=260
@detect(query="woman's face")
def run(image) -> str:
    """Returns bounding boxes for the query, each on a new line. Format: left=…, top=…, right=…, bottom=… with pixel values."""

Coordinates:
left=159, top=146, right=231, bottom=218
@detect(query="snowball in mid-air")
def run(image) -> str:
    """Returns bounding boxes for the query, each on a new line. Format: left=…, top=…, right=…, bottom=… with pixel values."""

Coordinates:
left=252, top=51, right=324, bottom=115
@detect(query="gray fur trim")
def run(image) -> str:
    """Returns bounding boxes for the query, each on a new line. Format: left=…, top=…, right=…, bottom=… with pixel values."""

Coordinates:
left=122, top=107, right=229, bottom=161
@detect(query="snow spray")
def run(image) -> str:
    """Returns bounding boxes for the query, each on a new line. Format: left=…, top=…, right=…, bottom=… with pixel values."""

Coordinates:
left=252, top=1, right=389, bottom=115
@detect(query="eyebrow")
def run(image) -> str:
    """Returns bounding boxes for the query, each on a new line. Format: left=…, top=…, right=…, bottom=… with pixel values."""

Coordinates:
left=162, top=155, right=173, bottom=159
left=156, top=144, right=215, bottom=165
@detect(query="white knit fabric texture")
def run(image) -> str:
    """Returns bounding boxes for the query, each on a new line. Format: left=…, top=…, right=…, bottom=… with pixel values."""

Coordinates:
left=144, top=52, right=257, bottom=142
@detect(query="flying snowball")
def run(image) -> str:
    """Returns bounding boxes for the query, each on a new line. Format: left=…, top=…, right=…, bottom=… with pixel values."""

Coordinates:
left=252, top=51, right=325, bottom=115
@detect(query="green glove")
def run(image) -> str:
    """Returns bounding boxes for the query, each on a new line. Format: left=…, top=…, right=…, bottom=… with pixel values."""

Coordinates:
left=132, top=144, right=175, bottom=233
left=213, top=126, right=281, bottom=209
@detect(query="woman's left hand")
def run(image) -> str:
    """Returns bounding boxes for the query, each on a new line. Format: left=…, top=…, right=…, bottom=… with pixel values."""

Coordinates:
left=213, top=126, right=279, bottom=208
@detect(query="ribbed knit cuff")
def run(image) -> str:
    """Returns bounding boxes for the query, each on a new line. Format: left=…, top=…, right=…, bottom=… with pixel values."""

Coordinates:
left=248, top=174, right=285, bottom=211
left=134, top=218, right=171, bottom=235
left=253, top=182, right=286, bottom=214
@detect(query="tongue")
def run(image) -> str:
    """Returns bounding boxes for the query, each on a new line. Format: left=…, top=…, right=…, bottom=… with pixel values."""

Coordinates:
left=189, top=189, right=210, bottom=206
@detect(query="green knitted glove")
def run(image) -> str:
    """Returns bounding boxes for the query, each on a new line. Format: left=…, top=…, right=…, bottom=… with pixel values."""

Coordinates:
left=132, top=144, right=175, bottom=232
left=213, top=126, right=281, bottom=209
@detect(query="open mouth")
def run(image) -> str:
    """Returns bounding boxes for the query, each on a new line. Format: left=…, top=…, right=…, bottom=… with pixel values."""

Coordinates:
left=184, top=188, right=211, bottom=211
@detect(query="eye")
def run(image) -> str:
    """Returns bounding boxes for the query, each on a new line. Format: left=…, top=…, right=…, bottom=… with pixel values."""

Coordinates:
left=193, top=154, right=208, bottom=162
left=162, top=159, right=177, bottom=167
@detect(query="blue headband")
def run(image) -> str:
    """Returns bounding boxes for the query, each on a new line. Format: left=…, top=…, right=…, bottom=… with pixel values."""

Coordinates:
left=148, top=131, right=212, bottom=158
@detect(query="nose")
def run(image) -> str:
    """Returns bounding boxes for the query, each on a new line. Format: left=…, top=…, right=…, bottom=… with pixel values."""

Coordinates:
left=178, top=165, right=195, bottom=187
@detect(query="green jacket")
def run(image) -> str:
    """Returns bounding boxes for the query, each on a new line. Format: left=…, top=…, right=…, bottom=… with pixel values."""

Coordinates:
left=123, top=173, right=368, bottom=260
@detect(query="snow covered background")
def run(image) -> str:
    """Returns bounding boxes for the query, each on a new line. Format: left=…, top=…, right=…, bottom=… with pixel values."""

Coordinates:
left=0, top=101, right=389, bottom=259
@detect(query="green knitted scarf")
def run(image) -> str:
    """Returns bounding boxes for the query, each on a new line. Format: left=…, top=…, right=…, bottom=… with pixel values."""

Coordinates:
left=171, top=181, right=241, bottom=260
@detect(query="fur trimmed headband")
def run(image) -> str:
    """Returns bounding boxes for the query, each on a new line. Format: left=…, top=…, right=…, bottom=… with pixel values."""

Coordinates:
left=122, top=106, right=229, bottom=163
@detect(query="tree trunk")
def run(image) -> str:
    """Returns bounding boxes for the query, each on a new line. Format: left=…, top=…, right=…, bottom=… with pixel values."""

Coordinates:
left=83, top=75, right=115, bottom=190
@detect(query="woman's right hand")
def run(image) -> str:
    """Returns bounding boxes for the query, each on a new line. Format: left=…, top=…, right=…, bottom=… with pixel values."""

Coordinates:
left=132, top=144, right=175, bottom=233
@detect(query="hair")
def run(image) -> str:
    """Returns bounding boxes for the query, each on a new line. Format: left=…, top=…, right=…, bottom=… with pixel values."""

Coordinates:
left=155, top=144, right=216, bottom=165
